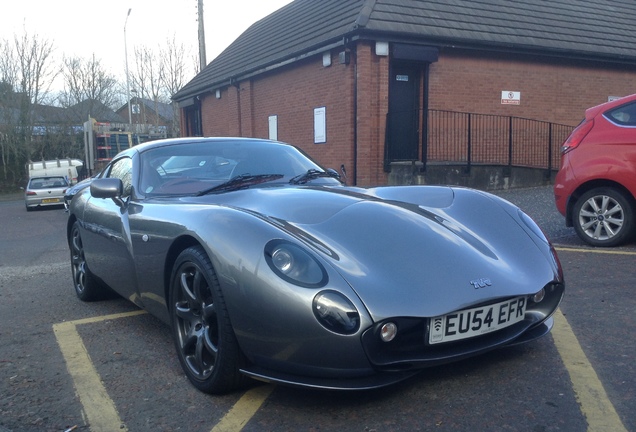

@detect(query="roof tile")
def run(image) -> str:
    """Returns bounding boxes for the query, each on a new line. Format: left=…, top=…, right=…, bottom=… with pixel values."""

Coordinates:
left=174, top=0, right=636, bottom=101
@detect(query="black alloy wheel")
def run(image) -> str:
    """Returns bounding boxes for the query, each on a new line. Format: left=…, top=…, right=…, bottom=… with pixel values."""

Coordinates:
left=69, top=221, right=105, bottom=301
left=170, top=246, right=248, bottom=394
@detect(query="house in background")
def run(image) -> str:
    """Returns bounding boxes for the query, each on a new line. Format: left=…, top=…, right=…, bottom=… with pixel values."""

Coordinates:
left=173, top=0, right=636, bottom=187
left=115, top=97, right=178, bottom=138
left=0, top=86, right=174, bottom=183
left=66, top=99, right=127, bottom=124
left=0, top=95, right=126, bottom=134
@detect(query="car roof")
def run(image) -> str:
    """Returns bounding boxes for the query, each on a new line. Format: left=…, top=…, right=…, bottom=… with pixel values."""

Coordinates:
left=29, top=175, right=66, bottom=180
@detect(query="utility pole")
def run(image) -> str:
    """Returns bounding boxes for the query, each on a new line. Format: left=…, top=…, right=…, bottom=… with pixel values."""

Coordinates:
left=197, top=0, right=207, bottom=72
left=124, top=8, right=133, bottom=127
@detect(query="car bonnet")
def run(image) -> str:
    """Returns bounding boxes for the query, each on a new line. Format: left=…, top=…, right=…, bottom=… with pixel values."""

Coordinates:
left=217, top=186, right=560, bottom=321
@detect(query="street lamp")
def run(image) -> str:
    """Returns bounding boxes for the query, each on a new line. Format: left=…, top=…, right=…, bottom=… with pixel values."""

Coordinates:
left=124, top=8, right=132, bottom=128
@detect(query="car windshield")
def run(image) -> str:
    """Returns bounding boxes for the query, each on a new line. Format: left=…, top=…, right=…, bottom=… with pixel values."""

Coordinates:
left=139, top=140, right=340, bottom=196
left=29, top=177, right=68, bottom=189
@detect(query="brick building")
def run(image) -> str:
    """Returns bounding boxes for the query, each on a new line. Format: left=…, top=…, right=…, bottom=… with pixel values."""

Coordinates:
left=173, top=0, right=636, bottom=187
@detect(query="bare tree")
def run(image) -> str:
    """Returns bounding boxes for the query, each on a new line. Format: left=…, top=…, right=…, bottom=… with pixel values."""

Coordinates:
left=0, top=39, right=19, bottom=90
left=59, top=54, right=119, bottom=110
left=0, top=39, right=18, bottom=182
left=121, top=36, right=196, bottom=137
left=0, top=39, right=19, bottom=182
left=0, top=29, right=57, bottom=184
left=13, top=29, right=57, bottom=108
left=160, top=35, right=193, bottom=137
left=160, top=35, right=190, bottom=100
left=131, top=45, right=164, bottom=127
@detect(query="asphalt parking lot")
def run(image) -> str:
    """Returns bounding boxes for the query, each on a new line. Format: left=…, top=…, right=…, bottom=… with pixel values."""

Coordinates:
left=1, top=186, right=634, bottom=432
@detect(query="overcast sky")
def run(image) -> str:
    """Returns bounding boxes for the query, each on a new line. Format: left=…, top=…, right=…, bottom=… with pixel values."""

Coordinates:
left=0, top=0, right=293, bottom=92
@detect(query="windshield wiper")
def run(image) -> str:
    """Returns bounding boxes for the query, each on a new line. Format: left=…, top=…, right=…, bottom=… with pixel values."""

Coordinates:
left=289, top=169, right=340, bottom=185
left=197, top=173, right=283, bottom=196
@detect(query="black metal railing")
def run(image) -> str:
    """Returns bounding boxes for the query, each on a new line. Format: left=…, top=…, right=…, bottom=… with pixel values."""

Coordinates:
left=426, top=110, right=574, bottom=173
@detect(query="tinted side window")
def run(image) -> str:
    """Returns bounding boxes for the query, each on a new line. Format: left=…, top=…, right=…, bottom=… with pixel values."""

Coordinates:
left=107, top=157, right=133, bottom=197
left=606, top=101, right=636, bottom=126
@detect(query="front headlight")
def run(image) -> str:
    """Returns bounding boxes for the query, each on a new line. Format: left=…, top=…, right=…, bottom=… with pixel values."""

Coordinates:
left=265, top=240, right=327, bottom=287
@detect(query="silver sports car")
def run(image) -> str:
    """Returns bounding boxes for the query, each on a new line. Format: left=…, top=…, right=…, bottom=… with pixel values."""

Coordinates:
left=67, top=137, right=564, bottom=394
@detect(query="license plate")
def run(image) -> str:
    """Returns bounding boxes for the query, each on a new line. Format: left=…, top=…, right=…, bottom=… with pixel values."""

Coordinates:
left=429, top=297, right=526, bottom=344
left=41, top=198, right=60, bottom=203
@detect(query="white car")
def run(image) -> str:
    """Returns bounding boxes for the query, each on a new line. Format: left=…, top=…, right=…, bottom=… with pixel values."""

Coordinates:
left=24, top=176, right=69, bottom=211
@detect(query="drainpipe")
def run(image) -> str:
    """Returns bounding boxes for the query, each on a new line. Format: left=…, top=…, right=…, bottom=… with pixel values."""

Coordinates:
left=421, top=63, right=430, bottom=170
left=231, top=78, right=242, bottom=136
left=352, top=44, right=358, bottom=186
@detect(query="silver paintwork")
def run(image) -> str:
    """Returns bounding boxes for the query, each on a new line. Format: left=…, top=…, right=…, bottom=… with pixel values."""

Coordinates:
left=67, top=137, right=564, bottom=390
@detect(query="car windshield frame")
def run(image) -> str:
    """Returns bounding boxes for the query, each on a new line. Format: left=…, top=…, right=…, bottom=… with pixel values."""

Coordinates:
left=137, top=140, right=341, bottom=197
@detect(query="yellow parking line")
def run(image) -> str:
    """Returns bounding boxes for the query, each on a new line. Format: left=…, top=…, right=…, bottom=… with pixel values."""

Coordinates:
left=555, top=246, right=636, bottom=256
left=54, top=301, right=628, bottom=432
left=211, top=384, right=275, bottom=432
left=54, top=309, right=273, bottom=432
left=53, top=310, right=146, bottom=432
left=551, top=309, right=627, bottom=432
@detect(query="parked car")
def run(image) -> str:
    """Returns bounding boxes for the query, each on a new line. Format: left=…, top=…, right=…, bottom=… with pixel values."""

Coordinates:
left=554, top=93, right=636, bottom=247
left=64, top=173, right=101, bottom=211
left=27, top=158, right=83, bottom=184
left=67, top=137, right=564, bottom=394
left=24, top=176, right=69, bottom=211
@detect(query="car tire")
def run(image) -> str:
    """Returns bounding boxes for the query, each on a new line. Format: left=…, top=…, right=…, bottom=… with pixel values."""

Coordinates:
left=69, top=221, right=107, bottom=301
left=572, top=187, right=635, bottom=247
left=170, top=246, right=249, bottom=394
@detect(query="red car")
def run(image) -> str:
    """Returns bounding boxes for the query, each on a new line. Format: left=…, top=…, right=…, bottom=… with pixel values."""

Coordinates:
left=554, top=94, right=636, bottom=247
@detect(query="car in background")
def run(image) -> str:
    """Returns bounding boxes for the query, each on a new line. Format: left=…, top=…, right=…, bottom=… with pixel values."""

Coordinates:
left=24, top=176, right=69, bottom=211
left=64, top=174, right=100, bottom=211
left=554, top=93, right=636, bottom=247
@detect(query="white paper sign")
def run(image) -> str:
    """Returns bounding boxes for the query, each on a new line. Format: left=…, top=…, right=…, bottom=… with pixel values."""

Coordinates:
left=501, top=91, right=521, bottom=105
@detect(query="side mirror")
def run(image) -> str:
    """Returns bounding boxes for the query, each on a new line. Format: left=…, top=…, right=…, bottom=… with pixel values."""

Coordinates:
left=90, top=178, right=125, bottom=207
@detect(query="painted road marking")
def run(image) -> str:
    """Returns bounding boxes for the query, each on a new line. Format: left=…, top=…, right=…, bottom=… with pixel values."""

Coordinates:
left=53, top=310, right=146, bottom=432
left=552, top=309, right=627, bottom=432
left=53, top=245, right=633, bottom=432
left=211, top=384, right=275, bottom=432
left=555, top=246, right=636, bottom=256
left=553, top=246, right=632, bottom=431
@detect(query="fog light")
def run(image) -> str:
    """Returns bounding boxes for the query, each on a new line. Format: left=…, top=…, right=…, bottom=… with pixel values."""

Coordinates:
left=380, top=322, right=398, bottom=342
left=532, top=288, right=545, bottom=303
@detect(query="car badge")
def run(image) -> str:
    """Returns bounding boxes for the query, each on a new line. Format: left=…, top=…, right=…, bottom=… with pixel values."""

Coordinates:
left=470, top=278, right=492, bottom=289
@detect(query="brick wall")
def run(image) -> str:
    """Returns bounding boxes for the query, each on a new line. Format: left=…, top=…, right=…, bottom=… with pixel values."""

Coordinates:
left=428, top=49, right=636, bottom=126
left=192, top=43, right=636, bottom=187
left=355, top=42, right=389, bottom=186
left=199, top=44, right=391, bottom=186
